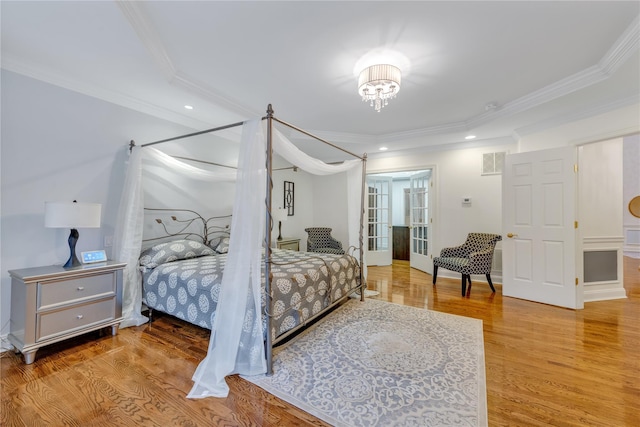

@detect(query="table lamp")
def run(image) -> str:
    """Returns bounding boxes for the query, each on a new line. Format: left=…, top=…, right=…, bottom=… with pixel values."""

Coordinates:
left=273, top=207, right=288, bottom=241
left=45, top=201, right=102, bottom=268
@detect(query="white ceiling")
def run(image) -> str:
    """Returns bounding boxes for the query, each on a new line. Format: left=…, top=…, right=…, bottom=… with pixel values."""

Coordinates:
left=2, top=1, right=639, bottom=161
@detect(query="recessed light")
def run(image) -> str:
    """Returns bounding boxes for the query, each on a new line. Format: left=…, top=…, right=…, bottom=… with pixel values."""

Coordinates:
left=465, top=135, right=476, bottom=140
left=379, top=147, right=388, bottom=151
left=184, top=105, right=194, bottom=110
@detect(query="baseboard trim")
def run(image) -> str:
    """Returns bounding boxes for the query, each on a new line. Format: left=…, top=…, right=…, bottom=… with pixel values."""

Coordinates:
left=583, top=288, right=627, bottom=302
left=1, top=333, right=15, bottom=352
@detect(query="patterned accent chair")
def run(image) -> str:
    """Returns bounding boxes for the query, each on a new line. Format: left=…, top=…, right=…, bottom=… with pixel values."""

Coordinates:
left=432, top=233, right=502, bottom=296
left=305, top=227, right=345, bottom=255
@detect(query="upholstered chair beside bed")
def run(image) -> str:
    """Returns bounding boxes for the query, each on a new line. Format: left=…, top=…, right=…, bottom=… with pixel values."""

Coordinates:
left=305, top=227, right=345, bottom=255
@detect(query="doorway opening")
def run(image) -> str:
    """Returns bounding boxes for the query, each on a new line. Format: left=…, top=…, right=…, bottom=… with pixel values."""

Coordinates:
left=367, top=169, right=433, bottom=274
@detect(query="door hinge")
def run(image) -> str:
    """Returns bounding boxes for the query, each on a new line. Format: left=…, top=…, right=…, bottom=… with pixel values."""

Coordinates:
left=575, top=277, right=579, bottom=286
left=574, top=164, right=578, bottom=173
left=574, top=221, right=578, bottom=229
left=430, top=218, right=433, bottom=223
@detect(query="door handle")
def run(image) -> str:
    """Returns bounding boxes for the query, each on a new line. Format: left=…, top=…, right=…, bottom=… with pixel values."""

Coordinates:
left=507, top=233, right=518, bottom=238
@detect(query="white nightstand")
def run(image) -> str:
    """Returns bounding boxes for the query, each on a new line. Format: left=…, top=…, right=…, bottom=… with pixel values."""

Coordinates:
left=276, top=237, right=300, bottom=251
left=8, top=261, right=126, bottom=364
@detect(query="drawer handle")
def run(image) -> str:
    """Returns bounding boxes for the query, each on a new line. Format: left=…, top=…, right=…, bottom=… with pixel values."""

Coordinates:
left=77, top=286, right=85, bottom=291
left=76, top=315, right=84, bottom=320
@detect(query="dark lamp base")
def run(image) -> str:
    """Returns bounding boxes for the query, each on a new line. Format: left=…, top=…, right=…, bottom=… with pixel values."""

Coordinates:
left=64, top=228, right=82, bottom=269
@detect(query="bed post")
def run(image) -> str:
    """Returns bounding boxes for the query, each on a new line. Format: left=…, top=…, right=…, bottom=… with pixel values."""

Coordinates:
left=360, top=153, right=367, bottom=302
left=264, top=104, right=274, bottom=375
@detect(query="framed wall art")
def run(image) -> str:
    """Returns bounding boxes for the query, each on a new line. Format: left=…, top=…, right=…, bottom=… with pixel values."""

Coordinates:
left=284, top=181, right=294, bottom=216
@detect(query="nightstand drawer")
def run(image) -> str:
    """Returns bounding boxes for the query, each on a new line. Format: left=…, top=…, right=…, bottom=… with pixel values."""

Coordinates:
left=276, top=238, right=300, bottom=251
left=37, top=297, right=116, bottom=342
left=9, top=261, right=126, bottom=364
left=38, top=273, right=115, bottom=309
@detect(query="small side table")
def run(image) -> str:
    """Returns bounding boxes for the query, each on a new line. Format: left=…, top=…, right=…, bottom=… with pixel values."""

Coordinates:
left=276, top=237, right=300, bottom=251
left=8, top=261, right=126, bottom=364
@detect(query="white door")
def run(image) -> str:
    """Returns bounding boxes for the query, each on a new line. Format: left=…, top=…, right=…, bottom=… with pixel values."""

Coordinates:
left=366, top=176, right=392, bottom=266
left=502, top=146, right=582, bottom=309
left=410, top=171, right=432, bottom=274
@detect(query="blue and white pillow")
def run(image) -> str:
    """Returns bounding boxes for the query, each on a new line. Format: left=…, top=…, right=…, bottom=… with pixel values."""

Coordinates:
left=215, top=237, right=230, bottom=254
left=139, top=239, right=215, bottom=269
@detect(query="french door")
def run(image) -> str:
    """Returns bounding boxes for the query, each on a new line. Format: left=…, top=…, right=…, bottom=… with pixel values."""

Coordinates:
left=410, top=171, right=432, bottom=274
left=366, top=176, right=392, bottom=266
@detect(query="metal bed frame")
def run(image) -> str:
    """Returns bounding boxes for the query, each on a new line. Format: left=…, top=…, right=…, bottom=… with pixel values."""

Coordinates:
left=130, top=104, right=367, bottom=374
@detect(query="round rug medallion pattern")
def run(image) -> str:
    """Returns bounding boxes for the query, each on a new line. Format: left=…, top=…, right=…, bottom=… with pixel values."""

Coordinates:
left=247, top=298, right=486, bottom=427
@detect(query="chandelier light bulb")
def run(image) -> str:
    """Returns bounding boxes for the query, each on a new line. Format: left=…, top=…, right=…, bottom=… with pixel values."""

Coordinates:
left=358, top=64, right=401, bottom=112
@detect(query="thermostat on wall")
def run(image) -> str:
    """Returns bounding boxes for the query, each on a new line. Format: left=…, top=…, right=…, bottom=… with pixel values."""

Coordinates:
left=81, top=250, right=107, bottom=264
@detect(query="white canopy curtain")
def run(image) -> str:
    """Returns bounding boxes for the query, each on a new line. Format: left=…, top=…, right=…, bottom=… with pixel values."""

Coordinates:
left=114, top=118, right=365, bottom=399
left=112, top=145, right=238, bottom=329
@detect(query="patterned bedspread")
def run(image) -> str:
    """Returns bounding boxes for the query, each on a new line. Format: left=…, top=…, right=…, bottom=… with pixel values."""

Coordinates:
left=141, top=248, right=361, bottom=340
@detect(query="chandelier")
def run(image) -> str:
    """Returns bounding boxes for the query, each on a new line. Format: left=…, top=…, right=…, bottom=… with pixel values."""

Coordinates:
left=358, top=64, right=401, bottom=112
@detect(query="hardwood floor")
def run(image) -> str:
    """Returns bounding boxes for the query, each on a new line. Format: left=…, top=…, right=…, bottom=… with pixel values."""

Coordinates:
left=2, top=258, right=639, bottom=426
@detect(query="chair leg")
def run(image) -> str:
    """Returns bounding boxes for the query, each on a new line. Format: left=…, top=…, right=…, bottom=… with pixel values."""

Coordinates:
left=433, top=265, right=438, bottom=284
left=461, top=274, right=467, bottom=296
left=486, top=274, right=496, bottom=293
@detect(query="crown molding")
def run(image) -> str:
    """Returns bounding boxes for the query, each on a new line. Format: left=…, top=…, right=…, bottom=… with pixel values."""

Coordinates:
left=302, top=120, right=471, bottom=146
left=569, top=125, right=640, bottom=146
left=378, top=121, right=469, bottom=144
left=512, top=94, right=640, bottom=139
left=116, top=1, right=260, bottom=120
left=5, top=6, right=638, bottom=148
left=172, top=72, right=258, bottom=119
left=115, top=0, right=176, bottom=80
left=342, top=16, right=640, bottom=144
left=367, top=135, right=517, bottom=161
left=600, top=15, right=639, bottom=75
left=322, top=17, right=638, bottom=146
left=1, top=57, right=214, bottom=131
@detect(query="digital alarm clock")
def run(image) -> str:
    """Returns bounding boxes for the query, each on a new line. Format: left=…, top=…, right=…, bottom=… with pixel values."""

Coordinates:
left=80, top=250, right=107, bottom=264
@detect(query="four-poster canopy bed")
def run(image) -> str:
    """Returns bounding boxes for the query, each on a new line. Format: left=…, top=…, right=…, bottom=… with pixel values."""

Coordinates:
left=113, top=105, right=367, bottom=398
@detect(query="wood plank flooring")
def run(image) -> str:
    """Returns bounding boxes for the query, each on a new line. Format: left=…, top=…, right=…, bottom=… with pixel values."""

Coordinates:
left=2, top=257, right=639, bottom=426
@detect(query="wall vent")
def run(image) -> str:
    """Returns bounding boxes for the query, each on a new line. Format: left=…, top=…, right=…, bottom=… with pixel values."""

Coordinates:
left=584, top=250, right=617, bottom=283
left=482, top=152, right=506, bottom=175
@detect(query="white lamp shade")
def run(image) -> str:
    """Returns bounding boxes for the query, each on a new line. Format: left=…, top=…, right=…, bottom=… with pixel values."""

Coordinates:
left=273, top=207, right=288, bottom=222
left=45, top=202, right=102, bottom=228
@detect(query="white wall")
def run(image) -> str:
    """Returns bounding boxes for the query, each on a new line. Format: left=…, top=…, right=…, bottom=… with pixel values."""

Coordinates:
left=367, top=142, right=514, bottom=263
left=623, top=134, right=640, bottom=258
left=0, top=71, right=201, bottom=345
left=579, top=138, right=626, bottom=301
left=309, top=172, right=350, bottom=249
left=272, top=168, right=314, bottom=250
left=580, top=139, right=624, bottom=237
left=392, top=178, right=409, bottom=226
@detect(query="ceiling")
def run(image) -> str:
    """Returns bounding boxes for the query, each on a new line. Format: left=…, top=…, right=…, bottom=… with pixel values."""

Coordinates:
left=2, top=1, right=639, bottom=161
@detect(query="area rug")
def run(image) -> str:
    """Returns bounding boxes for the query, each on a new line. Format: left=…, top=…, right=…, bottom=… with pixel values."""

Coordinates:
left=245, top=298, right=487, bottom=427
